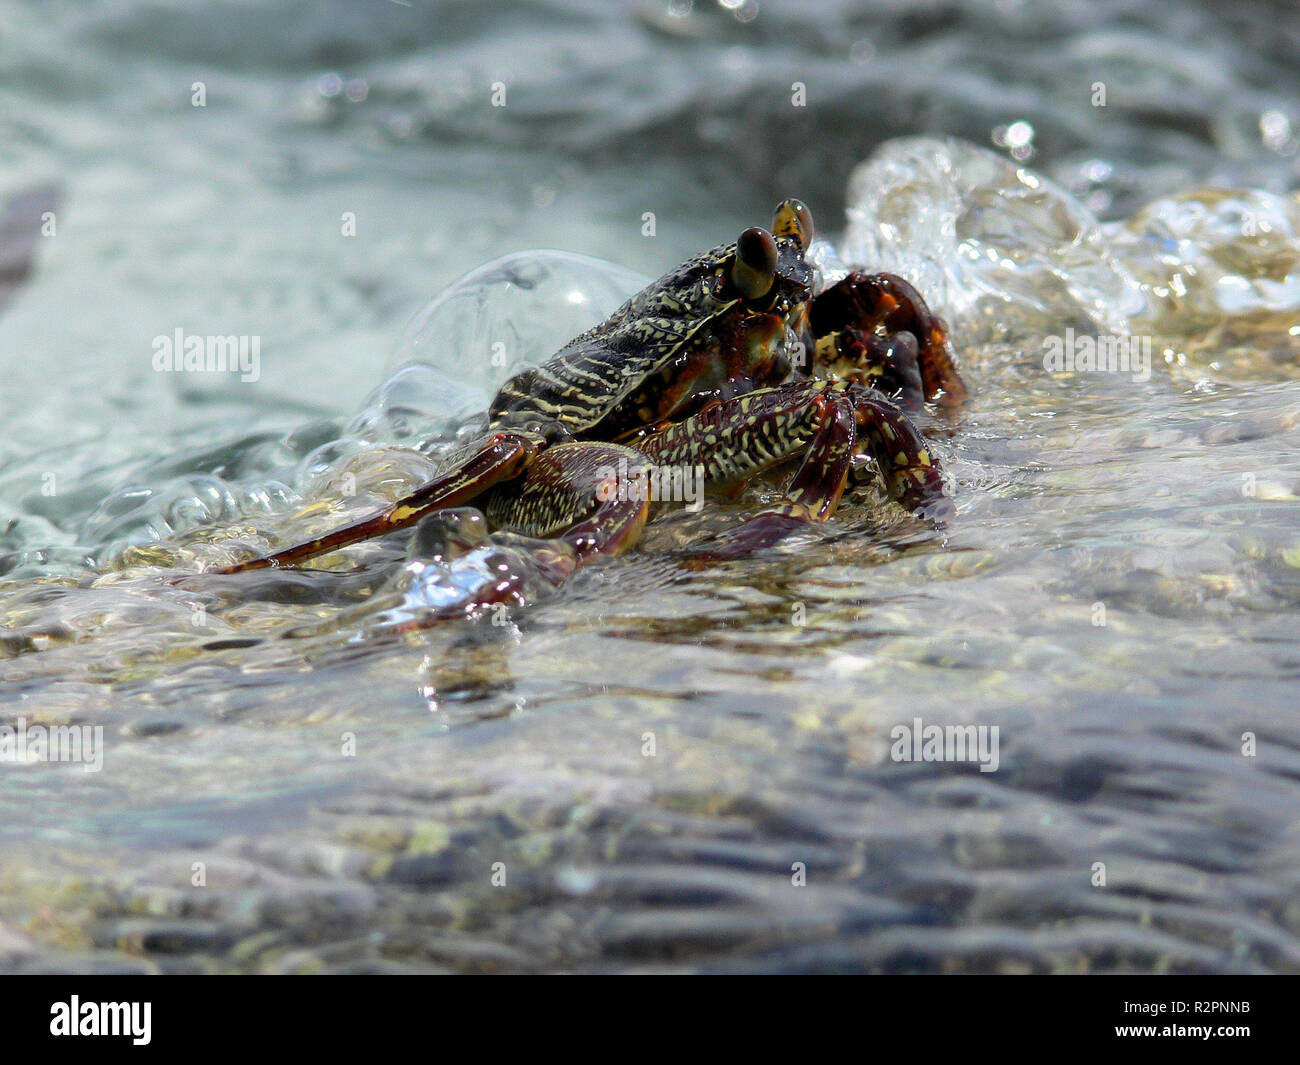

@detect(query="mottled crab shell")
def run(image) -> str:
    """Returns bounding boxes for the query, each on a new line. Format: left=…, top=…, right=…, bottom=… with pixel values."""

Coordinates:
left=487, top=227, right=815, bottom=437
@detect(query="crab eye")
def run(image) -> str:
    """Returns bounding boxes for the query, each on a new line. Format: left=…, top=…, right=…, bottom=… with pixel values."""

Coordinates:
left=732, top=226, right=778, bottom=300
left=772, top=198, right=814, bottom=251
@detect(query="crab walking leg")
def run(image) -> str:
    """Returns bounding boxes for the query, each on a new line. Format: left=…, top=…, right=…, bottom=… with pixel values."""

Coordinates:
left=385, top=444, right=656, bottom=627
left=809, top=271, right=968, bottom=406
left=215, top=430, right=544, bottom=573
left=486, top=441, right=653, bottom=560
left=637, top=379, right=951, bottom=551
left=639, top=379, right=947, bottom=510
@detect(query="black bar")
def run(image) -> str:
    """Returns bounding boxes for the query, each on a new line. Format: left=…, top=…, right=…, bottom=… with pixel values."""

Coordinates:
left=2, top=974, right=1290, bottom=1053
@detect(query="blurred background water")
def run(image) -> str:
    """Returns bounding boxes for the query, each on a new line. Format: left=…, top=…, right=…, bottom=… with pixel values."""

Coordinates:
left=1, top=0, right=1299, bottom=973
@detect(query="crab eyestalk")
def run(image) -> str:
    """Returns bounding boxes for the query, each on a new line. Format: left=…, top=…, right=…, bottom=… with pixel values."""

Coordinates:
left=731, top=226, right=778, bottom=300
left=772, top=198, right=814, bottom=251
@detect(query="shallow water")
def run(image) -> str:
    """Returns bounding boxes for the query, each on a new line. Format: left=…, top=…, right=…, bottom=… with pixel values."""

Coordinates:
left=2, top=0, right=1300, bottom=973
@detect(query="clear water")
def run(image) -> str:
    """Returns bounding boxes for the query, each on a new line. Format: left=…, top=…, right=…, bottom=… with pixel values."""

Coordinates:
left=1, top=0, right=1299, bottom=973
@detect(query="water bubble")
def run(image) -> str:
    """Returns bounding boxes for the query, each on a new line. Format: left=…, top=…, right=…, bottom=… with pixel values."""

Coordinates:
left=842, top=136, right=1143, bottom=344
left=1260, top=109, right=1295, bottom=154
left=993, top=120, right=1035, bottom=161
left=387, top=249, right=649, bottom=398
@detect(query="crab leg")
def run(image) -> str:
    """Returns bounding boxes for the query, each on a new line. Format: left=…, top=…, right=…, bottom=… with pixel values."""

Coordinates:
left=637, top=378, right=950, bottom=552
left=809, top=271, right=968, bottom=407
left=215, top=429, right=544, bottom=573
left=383, top=442, right=654, bottom=627
left=486, top=441, right=653, bottom=560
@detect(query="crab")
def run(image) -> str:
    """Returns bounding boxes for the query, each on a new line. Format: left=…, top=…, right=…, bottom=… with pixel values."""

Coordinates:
left=217, top=200, right=966, bottom=616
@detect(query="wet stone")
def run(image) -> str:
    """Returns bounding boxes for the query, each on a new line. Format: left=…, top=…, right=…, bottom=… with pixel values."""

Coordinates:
left=100, top=918, right=238, bottom=956
left=121, top=720, right=185, bottom=738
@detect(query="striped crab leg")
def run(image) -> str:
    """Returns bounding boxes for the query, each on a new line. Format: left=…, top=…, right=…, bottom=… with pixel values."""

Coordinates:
left=485, top=441, right=654, bottom=560
left=214, top=429, right=546, bottom=573
left=636, top=378, right=951, bottom=553
left=378, top=442, right=655, bottom=627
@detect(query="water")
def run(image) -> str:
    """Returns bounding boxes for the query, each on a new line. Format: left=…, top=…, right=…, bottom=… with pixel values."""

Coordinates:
left=1, top=0, right=1299, bottom=973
